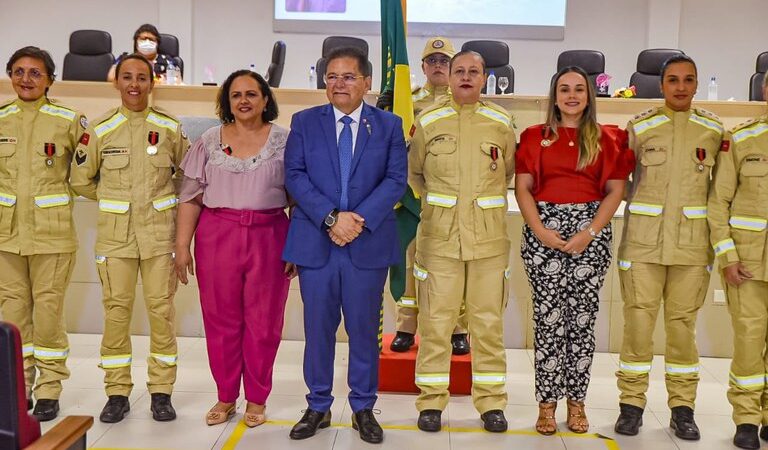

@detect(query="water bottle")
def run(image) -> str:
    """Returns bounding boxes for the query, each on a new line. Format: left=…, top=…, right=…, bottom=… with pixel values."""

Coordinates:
left=166, top=60, right=177, bottom=85
left=486, top=70, right=496, bottom=95
left=707, top=76, right=718, bottom=101
left=309, top=65, right=317, bottom=89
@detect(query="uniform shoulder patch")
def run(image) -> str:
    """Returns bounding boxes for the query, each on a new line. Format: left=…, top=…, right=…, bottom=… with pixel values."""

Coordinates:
left=693, top=107, right=722, bottom=123
left=149, top=106, right=180, bottom=123
left=629, top=107, right=661, bottom=124
left=730, top=117, right=761, bottom=133
left=147, top=108, right=180, bottom=132
left=479, top=100, right=514, bottom=127
left=0, top=98, right=15, bottom=110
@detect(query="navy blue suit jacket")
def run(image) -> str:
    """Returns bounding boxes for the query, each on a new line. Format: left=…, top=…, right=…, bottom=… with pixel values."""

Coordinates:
left=283, top=102, right=407, bottom=269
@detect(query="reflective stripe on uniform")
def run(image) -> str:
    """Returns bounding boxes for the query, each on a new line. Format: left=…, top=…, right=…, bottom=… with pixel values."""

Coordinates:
left=98, top=199, right=130, bottom=214
left=618, top=260, right=632, bottom=271
left=729, top=372, right=765, bottom=390
left=101, top=354, right=132, bottom=368
left=34, top=193, right=70, bottom=208
left=413, top=264, right=428, bottom=281
left=34, top=346, right=69, bottom=360
left=146, top=112, right=179, bottom=132
left=713, top=238, right=736, bottom=256
left=412, top=89, right=430, bottom=102
left=398, top=296, right=417, bottom=308
left=733, top=123, right=768, bottom=144
left=633, top=115, right=670, bottom=136
left=94, top=113, right=127, bottom=137
left=729, top=216, right=767, bottom=231
left=419, top=106, right=457, bottom=127
left=682, top=206, right=707, bottom=219
left=152, top=195, right=178, bottom=211
left=426, top=192, right=457, bottom=208
left=628, top=202, right=663, bottom=216
left=476, top=195, right=506, bottom=209
left=22, top=343, right=34, bottom=358
left=477, top=106, right=511, bottom=127
left=39, top=104, right=76, bottom=121
left=0, top=192, right=17, bottom=207
left=0, top=104, right=20, bottom=119
left=665, top=363, right=700, bottom=375
left=504, top=267, right=511, bottom=279
left=689, top=113, right=723, bottom=134
left=619, top=360, right=652, bottom=374
left=472, top=372, right=506, bottom=385
left=151, top=353, right=178, bottom=366
left=415, top=373, right=450, bottom=386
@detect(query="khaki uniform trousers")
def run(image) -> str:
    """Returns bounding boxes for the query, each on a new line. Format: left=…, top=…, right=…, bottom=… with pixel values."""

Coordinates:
left=96, top=253, right=178, bottom=396
left=617, top=262, right=709, bottom=409
left=414, top=252, right=508, bottom=413
left=396, top=239, right=468, bottom=334
left=0, top=251, right=74, bottom=399
left=725, top=279, right=768, bottom=426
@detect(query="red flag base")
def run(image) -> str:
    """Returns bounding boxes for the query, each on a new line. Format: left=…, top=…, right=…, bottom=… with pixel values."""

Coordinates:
left=378, top=333, right=472, bottom=395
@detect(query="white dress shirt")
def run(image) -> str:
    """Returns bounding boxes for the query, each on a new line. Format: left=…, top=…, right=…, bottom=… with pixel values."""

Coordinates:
left=333, top=102, right=364, bottom=154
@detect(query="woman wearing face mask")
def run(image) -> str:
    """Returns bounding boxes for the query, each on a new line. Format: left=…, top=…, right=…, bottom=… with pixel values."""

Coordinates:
left=174, top=70, right=296, bottom=427
left=0, top=46, right=88, bottom=422
left=70, top=53, right=189, bottom=424
left=515, top=66, right=634, bottom=435
left=107, top=24, right=180, bottom=84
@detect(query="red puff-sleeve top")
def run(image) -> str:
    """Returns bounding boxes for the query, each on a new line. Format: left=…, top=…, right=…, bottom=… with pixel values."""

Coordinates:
left=515, top=124, right=635, bottom=204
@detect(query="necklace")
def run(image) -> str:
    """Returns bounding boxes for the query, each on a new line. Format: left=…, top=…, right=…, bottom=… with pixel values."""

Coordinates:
left=562, top=127, right=576, bottom=147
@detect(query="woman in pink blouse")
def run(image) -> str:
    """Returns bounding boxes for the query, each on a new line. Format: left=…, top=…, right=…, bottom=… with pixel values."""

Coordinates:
left=174, top=70, right=297, bottom=427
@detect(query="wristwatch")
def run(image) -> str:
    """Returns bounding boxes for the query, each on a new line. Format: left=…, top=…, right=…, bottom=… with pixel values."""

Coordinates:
left=324, top=209, right=339, bottom=227
left=588, top=226, right=598, bottom=238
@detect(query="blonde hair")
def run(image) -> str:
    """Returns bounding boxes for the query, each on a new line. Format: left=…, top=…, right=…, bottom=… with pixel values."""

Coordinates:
left=545, top=66, right=601, bottom=170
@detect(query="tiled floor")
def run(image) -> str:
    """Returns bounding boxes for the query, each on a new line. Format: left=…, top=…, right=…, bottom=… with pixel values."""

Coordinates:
left=39, top=333, right=743, bottom=449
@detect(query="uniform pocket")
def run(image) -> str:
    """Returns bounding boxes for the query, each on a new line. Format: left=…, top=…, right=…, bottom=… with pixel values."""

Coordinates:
left=422, top=193, right=456, bottom=240
left=148, top=153, right=173, bottom=187
left=729, top=215, right=767, bottom=261
left=151, top=195, right=178, bottom=241
left=33, top=193, right=71, bottom=239
left=97, top=199, right=130, bottom=242
left=101, top=153, right=130, bottom=190
left=625, top=202, right=663, bottom=246
left=426, top=135, right=457, bottom=179
left=678, top=206, right=709, bottom=248
left=474, top=195, right=506, bottom=242
left=0, top=139, right=18, bottom=179
left=640, top=149, right=667, bottom=186
left=0, top=191, right=17, bottom=237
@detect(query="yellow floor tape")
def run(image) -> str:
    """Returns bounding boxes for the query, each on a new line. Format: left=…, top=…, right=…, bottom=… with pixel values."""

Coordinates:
left=220, top=419, right=622, bottom=450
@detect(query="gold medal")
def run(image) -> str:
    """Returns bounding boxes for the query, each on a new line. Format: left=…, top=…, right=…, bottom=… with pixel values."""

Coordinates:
left=46, top=157, right=54, bottom=167
left=490, top=162, right=497, bottom=171
left=697, top=164, right=704, bottom=172
left=147, top=131, right=159, bottom=155
left=147, top=145, right=158, bottom=155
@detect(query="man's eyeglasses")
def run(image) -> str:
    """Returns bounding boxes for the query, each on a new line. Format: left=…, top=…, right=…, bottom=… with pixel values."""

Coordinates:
left=324, top=73, right=366, bottom=85
left=424, top=56, right=450, bottom=67
left=8, top=68, right=47, bottom=81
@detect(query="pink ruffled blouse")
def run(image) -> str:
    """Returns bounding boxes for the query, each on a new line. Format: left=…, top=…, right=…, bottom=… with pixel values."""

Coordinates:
left=179, top=124, right=288, bottom=210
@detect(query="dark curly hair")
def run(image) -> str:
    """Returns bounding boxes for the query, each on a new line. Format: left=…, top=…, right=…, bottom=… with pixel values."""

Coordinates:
left=216, top=70, right=278, bottom=123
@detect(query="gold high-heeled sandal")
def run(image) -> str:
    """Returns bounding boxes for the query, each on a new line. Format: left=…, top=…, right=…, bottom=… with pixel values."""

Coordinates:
left=566, top=399, right=589, bottom=433
left=535, top=402, right=558, bottom=435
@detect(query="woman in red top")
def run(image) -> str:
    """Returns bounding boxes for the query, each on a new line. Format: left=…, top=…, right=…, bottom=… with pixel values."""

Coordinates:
left=515, top=66, right=634, bottom=435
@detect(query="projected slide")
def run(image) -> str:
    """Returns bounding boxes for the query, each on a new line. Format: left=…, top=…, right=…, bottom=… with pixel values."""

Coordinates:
left=274, top=0, right=567, bottom=38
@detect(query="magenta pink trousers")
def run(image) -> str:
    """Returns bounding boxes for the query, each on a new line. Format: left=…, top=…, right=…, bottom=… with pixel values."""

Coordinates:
left=195, top=207, right=290, bottom=404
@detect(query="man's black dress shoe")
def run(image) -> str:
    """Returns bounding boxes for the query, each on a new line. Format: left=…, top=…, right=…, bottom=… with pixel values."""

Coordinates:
left=734, top=424, right=760, bottom=449
left=614, top=403, right=643, bottom=436
left=760, top=424, right=768, bottom=441
left=32, top=399, right=59, bottom=422
left=150, top=393, right=176, bottom=421
left=352, top=409, right=383, bottom=443
left=481, top=409, right=508, bottom=432
left=417, top=409, right=442, bottom=432
left=100, top=395, right=130, bottom=423
left=670, top=406, right=700, bottom=440
left=390, top=332, right=415, bottom=352
left=289, top=409, right=331, bottom=440
left=451, top=333, right=470, bottom=355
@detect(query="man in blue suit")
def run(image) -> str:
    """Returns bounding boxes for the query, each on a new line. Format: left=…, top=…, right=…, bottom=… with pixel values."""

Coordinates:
left=283, top=47, right=407, bottom=444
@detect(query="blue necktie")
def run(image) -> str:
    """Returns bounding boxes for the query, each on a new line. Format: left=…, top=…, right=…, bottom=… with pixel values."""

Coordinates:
left=338, top=115, right=353, bottom=210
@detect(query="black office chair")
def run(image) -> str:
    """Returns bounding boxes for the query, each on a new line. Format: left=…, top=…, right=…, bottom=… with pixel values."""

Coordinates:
left=629, top=48, right=685, bottom=98
left=460, top=40, right=514, bottom=94
left=748, top=52, right=768, bottom=101
left=62, top=30, right=114, bottom=81
left=555, top=50, right=606, bottom=90
left=158, top=33, right=184, bottom=78
left=315, top=36, right=373, bottom=89
left=266, top=41, right=286, bottom=88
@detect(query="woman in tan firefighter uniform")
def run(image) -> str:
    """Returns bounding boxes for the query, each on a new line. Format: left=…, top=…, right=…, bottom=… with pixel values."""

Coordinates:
left=0, top=46, right=87, bottom=422
left=614, top=54, right=724, bottom=441
left=708, top=73, right=768, bottom=450
left=70, top=54, right=189, bottom=424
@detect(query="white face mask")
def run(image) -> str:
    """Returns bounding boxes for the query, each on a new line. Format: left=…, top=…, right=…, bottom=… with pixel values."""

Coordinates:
left=137, top=39, right=157, bottom=55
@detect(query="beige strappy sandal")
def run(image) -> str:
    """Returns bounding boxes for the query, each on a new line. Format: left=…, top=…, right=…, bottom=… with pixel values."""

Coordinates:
left=536, top=402, right=558, bottom=435
left=566, top=399, right=589, bottom=433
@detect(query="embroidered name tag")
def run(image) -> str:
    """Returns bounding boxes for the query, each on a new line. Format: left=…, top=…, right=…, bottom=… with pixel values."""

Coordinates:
left=101, top=148, right=129, bottom=156
left=0, top=137, right=18, bottom=144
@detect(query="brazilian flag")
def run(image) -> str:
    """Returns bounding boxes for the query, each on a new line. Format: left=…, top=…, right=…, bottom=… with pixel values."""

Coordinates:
left=380, top=0, right=418, bottom=302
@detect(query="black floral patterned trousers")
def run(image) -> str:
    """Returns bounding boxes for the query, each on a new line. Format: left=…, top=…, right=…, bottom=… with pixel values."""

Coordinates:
left=521, top=201, right=612, bottom=403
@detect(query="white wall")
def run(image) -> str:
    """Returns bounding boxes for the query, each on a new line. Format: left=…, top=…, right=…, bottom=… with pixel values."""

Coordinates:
left=1, top=1, right=764, bottom=100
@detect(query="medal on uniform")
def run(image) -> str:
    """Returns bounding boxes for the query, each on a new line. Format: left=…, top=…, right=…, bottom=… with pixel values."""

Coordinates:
left=490, top=146, right=499, bottom=171
left=147, top=131, right=159, bottom=155
left=44, top=142, right=55, bottom=167
left=696, top=147, right=706, bottom=172
left=540, top=126, right=552, bottom=147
